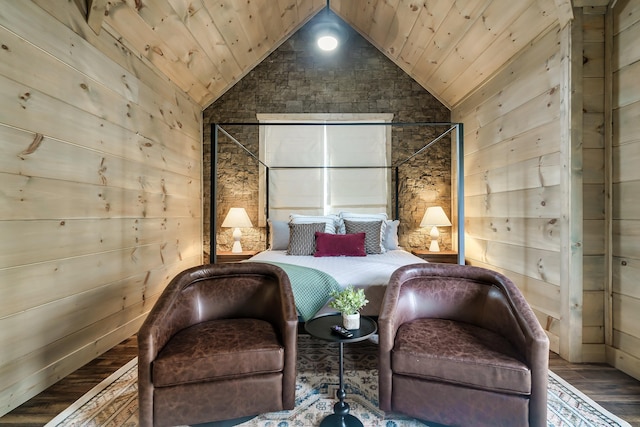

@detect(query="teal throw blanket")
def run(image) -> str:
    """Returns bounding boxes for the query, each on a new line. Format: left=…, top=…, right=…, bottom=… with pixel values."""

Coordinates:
left=255, top=261, right=341, bottom=321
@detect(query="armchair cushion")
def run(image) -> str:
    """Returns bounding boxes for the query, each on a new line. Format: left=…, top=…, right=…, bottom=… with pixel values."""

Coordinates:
left=153, top=318, right=284, bottom=387
left=393, top=318, right=531, bottom=395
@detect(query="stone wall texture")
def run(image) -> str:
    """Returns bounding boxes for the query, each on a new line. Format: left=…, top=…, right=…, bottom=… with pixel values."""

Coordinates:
left=203, top=13, right=452, bottom=262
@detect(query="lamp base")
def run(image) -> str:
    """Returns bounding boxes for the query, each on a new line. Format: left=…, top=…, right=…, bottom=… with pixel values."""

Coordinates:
left=231, top=228, right=243, bottom=253
left=428, top=226, right=441, bottom=252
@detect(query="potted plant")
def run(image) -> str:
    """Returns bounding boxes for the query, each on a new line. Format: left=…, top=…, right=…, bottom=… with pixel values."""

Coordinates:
left=329, top=286, right=369, bottom=330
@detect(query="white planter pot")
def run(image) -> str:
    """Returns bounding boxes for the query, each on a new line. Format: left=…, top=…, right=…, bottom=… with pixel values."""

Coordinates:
left=343, top=313, right=360, bottom=330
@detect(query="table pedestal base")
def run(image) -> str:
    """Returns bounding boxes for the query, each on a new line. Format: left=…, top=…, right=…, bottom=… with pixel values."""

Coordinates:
left=319, top=413, right=364, bottom=427
left=304, top=316, right=376, bottom=427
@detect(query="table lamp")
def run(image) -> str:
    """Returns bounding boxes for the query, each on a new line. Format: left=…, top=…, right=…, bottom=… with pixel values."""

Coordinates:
left=420, top=206, right=451, bottom=252
left=221, top=207, right=253, bottom=253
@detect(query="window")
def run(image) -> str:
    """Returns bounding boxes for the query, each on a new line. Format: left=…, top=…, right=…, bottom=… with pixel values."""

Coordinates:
left=257, top=114, right=393, bottom=224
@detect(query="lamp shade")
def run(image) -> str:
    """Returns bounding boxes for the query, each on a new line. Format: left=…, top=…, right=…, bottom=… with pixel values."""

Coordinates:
left=420, top=206, right=452, bottom=227
left=221, top=208, right=253, bottom=228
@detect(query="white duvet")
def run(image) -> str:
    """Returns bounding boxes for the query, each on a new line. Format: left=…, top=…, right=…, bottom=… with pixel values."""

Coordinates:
left=248, top=249, right=426, bottom=289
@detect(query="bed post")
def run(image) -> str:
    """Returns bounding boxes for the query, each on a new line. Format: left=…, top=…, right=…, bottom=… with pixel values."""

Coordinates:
left=211, top=124, right=219, bottom=264
left=394, top=166, right=399, bottom=220
left=456, top=122, right=465, bottom=265
left=265, top=165, right=270, bottom=248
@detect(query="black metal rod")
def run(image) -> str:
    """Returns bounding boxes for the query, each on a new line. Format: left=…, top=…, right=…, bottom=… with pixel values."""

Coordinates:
left=211, top=124, right=219, bottom=264
left=395, top=166, right=400, bottom=220
left=217, top=121, right=460, bottom=127
left=267, top=165, right=392, bottom=169
left=217, top=125, right=268, bottom=168
left=456, top=123, right=465, bottom=265
left=394, top=125, right=457, bottom=168
left=265, top=165, right=270, bottom=249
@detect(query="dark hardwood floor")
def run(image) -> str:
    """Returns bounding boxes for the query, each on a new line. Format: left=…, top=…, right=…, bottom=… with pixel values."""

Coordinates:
left=0, top=336, right=138, bottom=427
left=1, top=335, right=639, bottom=426
left=549, top=352, right=640, bottom=426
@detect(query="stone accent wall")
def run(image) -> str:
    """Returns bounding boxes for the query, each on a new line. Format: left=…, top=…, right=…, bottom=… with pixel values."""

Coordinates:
left=203, top=14, right=451, bottom=262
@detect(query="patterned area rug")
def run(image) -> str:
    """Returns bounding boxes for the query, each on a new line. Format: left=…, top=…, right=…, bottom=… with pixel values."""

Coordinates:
left=46, top=335, right=631, bottom=427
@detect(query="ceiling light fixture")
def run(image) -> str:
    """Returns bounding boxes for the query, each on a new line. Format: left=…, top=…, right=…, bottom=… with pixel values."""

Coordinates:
left=317, top=35, right=338, bottom=51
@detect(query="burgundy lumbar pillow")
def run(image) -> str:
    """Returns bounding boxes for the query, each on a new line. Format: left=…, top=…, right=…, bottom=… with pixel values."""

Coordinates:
left=314, top=232, right=366, bottom=257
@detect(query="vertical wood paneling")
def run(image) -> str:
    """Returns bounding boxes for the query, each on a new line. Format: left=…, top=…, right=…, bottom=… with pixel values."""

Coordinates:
left=0, top=1, right=202, bottom=415
left=581, top=8, right=606, bottom=361
left=609, top=0, right=640, bottom=381
left=557, top=14, right=584, bottom=362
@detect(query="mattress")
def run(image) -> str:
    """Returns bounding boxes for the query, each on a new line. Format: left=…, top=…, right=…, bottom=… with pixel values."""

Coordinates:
left=248, top=249, right=427, bottom=316
left=249, top=249, right=426, bottom=289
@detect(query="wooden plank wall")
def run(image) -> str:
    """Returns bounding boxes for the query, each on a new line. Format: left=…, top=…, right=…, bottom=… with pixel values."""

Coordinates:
left=453, top=26, right=566, bottom=354
left=581, top=6, right=607, bottom=363
left=609, top=0, right=640, bottom=380
left=0, top=1, right=203, bottom=415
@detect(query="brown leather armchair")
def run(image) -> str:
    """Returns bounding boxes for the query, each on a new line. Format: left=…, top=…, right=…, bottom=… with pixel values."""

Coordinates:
left=138, top=262, right=298, bottom=427
left=379, top=263, right=549, bottom=427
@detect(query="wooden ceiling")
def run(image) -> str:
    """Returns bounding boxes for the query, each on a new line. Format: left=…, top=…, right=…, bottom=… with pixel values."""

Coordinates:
left=93, top=0, right=601, bottom=109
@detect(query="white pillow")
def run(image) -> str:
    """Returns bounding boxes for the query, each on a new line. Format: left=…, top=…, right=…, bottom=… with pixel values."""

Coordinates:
left=267, top=219, right=290, bottom=250
left=289, top=214, right=340, bottom=234
left=383, top=219, right=400, bottom=250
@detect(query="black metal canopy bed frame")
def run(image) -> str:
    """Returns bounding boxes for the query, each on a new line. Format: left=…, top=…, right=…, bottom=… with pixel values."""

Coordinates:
left=210, top=120, right=465, bottom=318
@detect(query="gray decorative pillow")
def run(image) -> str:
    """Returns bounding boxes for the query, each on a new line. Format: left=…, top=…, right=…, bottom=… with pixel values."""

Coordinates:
left=287, top=222, right=326, bottom=256
left=344, top=220, right=383, bottom=254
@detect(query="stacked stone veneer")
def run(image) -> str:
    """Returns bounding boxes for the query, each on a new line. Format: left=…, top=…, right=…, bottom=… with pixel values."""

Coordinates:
left=203, top=13, right=451, bottom=262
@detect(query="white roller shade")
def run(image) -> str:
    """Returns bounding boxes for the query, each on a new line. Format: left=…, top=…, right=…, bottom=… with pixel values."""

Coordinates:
left=258, top=114, right=393, bottom=224
left=325, top=121, right=390, bottom=213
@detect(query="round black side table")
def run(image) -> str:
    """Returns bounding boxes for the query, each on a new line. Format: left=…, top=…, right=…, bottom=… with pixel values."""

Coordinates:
left=304, top=313, right=377, bottom=427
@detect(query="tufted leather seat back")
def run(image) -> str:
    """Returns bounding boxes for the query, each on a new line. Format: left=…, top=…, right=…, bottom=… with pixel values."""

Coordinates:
left=398, top=274, right=527, bottom=357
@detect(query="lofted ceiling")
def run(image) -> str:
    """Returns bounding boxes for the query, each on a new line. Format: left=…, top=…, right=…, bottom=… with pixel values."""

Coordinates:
left=93, top=0, right=597, bottom=109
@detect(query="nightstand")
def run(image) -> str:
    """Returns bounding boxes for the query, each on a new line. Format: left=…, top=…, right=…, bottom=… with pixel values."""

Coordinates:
left=411, top=249, right=460, bottom=264
left=215, top=250, right=259, bottom=263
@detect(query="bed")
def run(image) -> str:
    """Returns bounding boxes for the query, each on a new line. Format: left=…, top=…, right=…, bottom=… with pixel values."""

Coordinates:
left=246, top=212, right=427, bottom=319
left=249, top=249, right=426, bottom=318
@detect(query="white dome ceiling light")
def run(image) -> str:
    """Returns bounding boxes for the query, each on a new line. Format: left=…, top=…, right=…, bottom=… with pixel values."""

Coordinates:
left=317, top=35, right=338, bottom=51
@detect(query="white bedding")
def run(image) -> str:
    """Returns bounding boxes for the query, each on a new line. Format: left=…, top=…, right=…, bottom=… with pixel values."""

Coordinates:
left=249, top=249, right=426, bottom=289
